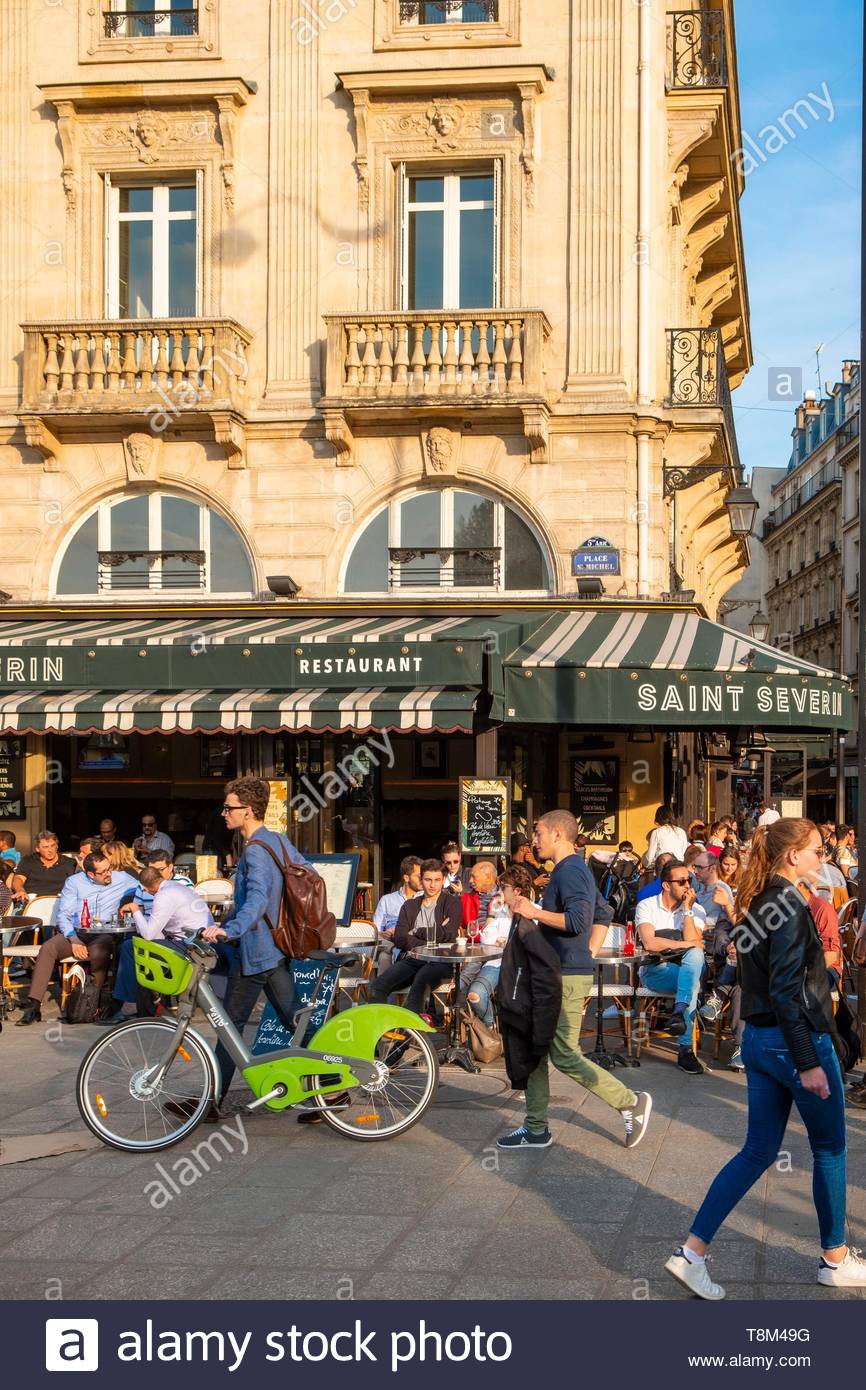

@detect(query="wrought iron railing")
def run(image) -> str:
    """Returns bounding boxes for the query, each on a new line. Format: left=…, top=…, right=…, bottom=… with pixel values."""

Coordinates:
left=667, top=10, right=727, bottom=88
left=98, top=550, right=205, bottom=592
left=763, top=463, right=842, bottom=536
left=666, top=326, right=741, bottom=475
left=388, top=547, right=500, bottom=590
left=104, top=7, right=198, bottom=38
left=837, top=411, right=860, bottom=453
left=399, top=1, right=499, bottom=22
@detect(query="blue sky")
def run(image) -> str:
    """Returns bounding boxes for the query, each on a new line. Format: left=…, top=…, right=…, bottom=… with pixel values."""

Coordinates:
left=732, top=0, right=861, bottom=474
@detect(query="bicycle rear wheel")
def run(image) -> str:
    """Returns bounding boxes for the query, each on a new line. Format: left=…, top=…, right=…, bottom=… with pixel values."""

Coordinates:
left=310, top=1026, right=439, bottom=1140
left=77, top=1018, right=218, bottom=1152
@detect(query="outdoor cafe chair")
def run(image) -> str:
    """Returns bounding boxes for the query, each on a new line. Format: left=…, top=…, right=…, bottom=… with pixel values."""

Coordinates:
left=583, top=923, right=635, bottom=1053
left=333, top=921, right=381, bottom=1007
left=194, top=878, right=234, bottom=903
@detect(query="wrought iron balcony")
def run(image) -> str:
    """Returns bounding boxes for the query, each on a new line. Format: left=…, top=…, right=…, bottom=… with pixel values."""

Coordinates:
left=388, top=547, right=501, bottom=590
left=666, top=326, right=741, bottom=477
left=22, top=319, right=251, bottom=416
left=667, top=10, right=728, bottom=89
left=837, top=411, right=860, bottom=454
left=104, top=7, right=198, bottom=38
left=762, top=462, right=842, bottom=535
left=98, top=550, right=205, bottom=592
left=399, top=1, right=499, bottom=22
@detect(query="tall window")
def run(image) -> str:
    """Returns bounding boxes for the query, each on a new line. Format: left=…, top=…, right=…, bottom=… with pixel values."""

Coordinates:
left=106, top=1, right=198, bottom=38
left=107, top=181, right=198, bottom=318
left=401, top=169, right=498, bottom=310
left=55, top=494, right=253, bottom=597
left=343, top=488, right=550, bottom=595
left=400, top=2, right=499, bottom=23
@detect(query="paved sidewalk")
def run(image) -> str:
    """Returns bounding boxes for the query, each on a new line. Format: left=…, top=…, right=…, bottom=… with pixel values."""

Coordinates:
left=1, top=1008, right=865, bottom=1302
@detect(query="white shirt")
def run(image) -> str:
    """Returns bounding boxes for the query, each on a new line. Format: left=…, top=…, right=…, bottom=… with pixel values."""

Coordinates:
left=644, top=824, right=689, bottom=866
left=635, top=892, right=707, bottom=943
left=132, top=881, right=213, bottom=941
left=758, top=807, right=780, bottom=826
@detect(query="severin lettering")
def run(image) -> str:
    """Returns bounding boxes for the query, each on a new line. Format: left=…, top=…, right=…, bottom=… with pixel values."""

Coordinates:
left=0, top=655, right=64, bottom=684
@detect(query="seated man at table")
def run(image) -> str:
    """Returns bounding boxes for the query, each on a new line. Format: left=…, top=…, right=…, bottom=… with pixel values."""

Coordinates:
left=460, top=860, right=499, bottom=937
left=373, top=855, right=422, bottom=964
left=635, top=859, right=707, bottom=1075
left=367, top=858, right=462, bottom=1018
left=97, top=855, right=202, bottom=1025
left=11, top=830, right=77, bottom=901
left=0, top=830, right=20, bottom=870
left=15, top=851, right=139, bottom=1025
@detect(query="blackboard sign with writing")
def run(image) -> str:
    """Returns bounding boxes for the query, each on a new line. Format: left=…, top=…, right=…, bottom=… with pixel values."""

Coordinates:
left=571, top=757, right=619, bottom=843
left=251, top=958, right=339, bottom=1054
left=459, top=777, right=510, bottom=854
left=0, top=737, right=24, bottom=820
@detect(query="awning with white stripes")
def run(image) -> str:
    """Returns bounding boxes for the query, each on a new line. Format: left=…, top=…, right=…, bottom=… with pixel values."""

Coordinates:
left=499, top=610, right=852, bottom=729
left=0, top=686, right=479, bottom=735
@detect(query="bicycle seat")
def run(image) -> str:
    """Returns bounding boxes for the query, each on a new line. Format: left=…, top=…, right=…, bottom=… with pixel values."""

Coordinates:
left=308, top=950, right=359, bottom=970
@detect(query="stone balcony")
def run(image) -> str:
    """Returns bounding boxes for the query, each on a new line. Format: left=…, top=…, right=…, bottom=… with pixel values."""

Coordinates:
left=319, top=308, right=552, bottom=465
left=19, top=318, right=253, bottom=469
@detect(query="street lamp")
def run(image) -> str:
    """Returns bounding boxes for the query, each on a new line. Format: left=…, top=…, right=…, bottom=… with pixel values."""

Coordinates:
left=724, top=484, right=760, bottom=538
left=748, top=610, right=771, bottom=643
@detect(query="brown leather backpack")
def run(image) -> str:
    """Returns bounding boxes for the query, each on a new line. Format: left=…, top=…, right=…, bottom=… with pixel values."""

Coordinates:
left=248, top=837, right=337, bottom=959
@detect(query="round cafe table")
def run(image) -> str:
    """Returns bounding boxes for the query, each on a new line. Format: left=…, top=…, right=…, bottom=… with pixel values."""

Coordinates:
left=588, top=949, right=641, bottom=1071
left=410, top=943, right=502, bottom=1074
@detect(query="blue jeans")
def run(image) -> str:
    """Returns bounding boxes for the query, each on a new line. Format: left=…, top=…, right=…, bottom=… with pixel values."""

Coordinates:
left=690, top=1024, right=847, bottom=1250
left=464, top=962, right=500, bottom=1027
left=640, top=946, right=704, bottom=1041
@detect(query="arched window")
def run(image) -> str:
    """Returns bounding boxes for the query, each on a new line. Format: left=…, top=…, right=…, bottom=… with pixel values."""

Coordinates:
left=55, top=493, right=254, bottom=597
left=343, top=488, right=551, bottom=594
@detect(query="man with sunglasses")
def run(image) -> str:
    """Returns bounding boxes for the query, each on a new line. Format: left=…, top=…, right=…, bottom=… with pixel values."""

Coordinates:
left=635, top=859, right=708, bottom=1075
left=133, top=815, right=175, bottom=859
left=201, top=777, right=310, bottom=1121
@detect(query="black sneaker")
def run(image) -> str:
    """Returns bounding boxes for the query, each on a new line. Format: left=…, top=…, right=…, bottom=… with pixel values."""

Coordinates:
left=677, top=1048, right=705, bottom=1075
left=496, top=1124, right=553, bottom=1149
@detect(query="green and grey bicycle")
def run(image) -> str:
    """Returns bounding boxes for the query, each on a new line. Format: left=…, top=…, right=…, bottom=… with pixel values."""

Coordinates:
left=76, top=935, right=439, bottom=1151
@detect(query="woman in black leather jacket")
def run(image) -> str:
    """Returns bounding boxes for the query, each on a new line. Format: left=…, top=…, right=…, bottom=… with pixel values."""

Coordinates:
left=665, top=818, right=864, bottom=1300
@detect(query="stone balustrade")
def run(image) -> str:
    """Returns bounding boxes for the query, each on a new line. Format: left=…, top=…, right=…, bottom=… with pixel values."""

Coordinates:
left=21, top=319, right=252, bottom=414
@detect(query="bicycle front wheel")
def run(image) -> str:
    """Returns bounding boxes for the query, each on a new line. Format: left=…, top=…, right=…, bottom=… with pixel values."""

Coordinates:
left=76, top=1018, right=218, bottom=1153
left=311, top=1026, right=439, bottom=1141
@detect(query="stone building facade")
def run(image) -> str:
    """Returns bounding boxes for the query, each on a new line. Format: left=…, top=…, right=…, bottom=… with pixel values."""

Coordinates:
left=0, top=0, right=751, bottom=612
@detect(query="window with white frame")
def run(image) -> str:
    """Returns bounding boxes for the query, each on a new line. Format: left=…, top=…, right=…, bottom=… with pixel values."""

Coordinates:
left=106, top=179, right=199, bottom=319
left=400, top=167, right=499, bottom=310
left=399, top=2, right=499, bottom=24
left=55, top=494, right=254, bottom=597
left=343, top=488, right=550, bottom=595
left=104, top=1, right=199, bottom=39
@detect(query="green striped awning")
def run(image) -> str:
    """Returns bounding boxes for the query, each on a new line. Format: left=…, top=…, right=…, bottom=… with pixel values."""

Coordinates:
left=500, top=610, right=852, bottom=730
left=0, top=686, right=479, bottom=735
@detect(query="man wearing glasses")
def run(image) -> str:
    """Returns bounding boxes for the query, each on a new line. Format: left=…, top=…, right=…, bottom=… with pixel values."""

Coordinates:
left=201, top=777, right=308, bottom=1120
left=133, top=815, right=175, bottom=859
left=635, top=859, right=708, bottom=1075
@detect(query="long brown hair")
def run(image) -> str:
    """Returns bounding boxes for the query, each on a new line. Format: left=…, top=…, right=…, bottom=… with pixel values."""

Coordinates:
left=737, top=819, right=819, bottom=921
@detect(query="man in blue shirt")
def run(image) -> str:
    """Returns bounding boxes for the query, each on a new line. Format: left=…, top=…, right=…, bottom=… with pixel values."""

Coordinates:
left=497, top=809, right=652, bottom=1152
left=374, top=855, right=422, bottom=939
left=203, top=776, right=308, bottom=1115
left=636, top=852, right=675, bottom=904
left=98, top=851, right=198, bottom=1025
left=16, top=850, right=138, bottom=1025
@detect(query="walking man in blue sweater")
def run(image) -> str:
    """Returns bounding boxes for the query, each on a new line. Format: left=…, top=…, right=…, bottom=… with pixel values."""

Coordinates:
left=497, top=809, right=652, bottom=1151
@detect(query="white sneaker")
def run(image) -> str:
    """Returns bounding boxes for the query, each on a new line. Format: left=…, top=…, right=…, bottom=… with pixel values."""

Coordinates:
left=665, top=1248, right=726, bottom=1300
left=818, top=1247, right=866, bottom=1287
left=622, top=1091, right=652, bottom=1149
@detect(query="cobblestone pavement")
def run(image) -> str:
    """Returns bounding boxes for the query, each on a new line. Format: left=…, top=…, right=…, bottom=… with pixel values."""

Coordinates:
left=1, top=1005, right=864, bottom=1302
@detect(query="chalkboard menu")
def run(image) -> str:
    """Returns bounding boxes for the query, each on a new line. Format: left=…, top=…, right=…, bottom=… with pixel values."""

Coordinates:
left=571, top=758, right=619, bottom=843
left=459, top=777, right=511, bottom=854
left=0, top=737, right=23, bottom=820
left=251, top=958, right=340, bottom=1054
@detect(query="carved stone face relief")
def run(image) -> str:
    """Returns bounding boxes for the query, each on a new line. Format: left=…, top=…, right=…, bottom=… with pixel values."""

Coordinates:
left=424, top=102, right=465, bottom=150
left=123, top=431, right=161, bottom=481
left=423, top=426, right=460, bottom=476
